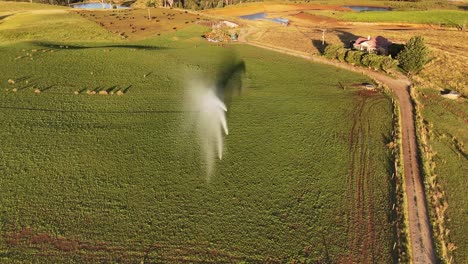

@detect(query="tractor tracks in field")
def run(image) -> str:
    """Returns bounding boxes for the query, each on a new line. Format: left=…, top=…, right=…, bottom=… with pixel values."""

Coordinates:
left=346, top=96, right=382, bottom=263
left=238, top=35, right=437, bottom=263
left=347, top=97, right=373, bottom=263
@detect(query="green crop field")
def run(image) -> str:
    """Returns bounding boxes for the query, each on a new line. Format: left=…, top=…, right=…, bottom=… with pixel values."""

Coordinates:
left=0, top=3, right=396, bottom=263
left=0, top=4, right=118, bottom=43
left=307, top=10, right=468, bottom=25
left=417, top=88, right=467, bottom=262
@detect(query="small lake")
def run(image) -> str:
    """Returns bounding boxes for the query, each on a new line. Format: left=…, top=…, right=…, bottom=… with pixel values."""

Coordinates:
left=239, top=12, right=289, bottom=25
left=71, top=3, right=130, bottom=9
left=343, top=5, right=391, bottom=12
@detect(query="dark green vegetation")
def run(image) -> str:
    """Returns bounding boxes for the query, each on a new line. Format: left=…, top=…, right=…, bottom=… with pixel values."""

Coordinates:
left=323, top=45, right=398, bottom=73
left=322, top=36, right=429, bottom=75
left=397, top=36, right=429, bottom=75
left=0, top=3, right=396, bottom=263
left=323, top=44, right=398, bottom=72
left=416, top=88, right=467, bottom=262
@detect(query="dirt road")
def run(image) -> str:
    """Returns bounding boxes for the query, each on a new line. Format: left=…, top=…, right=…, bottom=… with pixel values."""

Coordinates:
left=239, top=38, right=437, bottom=263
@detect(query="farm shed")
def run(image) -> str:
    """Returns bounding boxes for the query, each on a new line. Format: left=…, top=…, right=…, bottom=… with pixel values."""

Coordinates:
left=441, top=90, right=461, bottom=100
left=213, top=21, right=239, bottom=29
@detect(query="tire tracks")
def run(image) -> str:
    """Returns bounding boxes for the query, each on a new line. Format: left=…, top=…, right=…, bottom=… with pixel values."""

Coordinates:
left=346, top=96, right=380, bottom=263
left=239, top=36, right=436, bottom=263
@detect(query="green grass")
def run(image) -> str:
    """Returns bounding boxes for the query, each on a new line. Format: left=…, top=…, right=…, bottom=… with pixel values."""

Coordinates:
left=307, top=10, right=468, bottom=25
left=418, top=88, right=467, bottom=263
left=0, top=1, right=66, bottom=13
left=315, top=0, right=461, bottom=10
left=0, top=6, right=396, bottom=263
left=0, top=2, right=118, bottom=43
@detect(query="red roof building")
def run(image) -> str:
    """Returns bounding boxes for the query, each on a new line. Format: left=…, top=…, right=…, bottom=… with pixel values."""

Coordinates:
left=353, top=36, right=391, bottom=54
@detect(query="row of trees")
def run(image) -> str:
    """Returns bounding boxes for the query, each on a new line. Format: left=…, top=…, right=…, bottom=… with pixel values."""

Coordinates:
left=324, top=45, right=399, bottom=72
left=150, top=0, right=256, bottom=10
left=12, top=0, right=253, bottom=9
left=323, top=36, right=429, bottom=75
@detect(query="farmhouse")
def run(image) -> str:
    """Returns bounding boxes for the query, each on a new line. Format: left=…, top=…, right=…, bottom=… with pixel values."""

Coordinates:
left=352, top=35, right=391, bottom=54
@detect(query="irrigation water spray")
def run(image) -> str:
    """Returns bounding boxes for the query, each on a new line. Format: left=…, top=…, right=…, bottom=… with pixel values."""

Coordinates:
left=184, top=53, right=245, bottom=179
left=185, top=79, right=229, bottom=177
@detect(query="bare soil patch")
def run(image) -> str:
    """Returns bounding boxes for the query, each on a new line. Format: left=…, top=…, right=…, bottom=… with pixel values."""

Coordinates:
left=4, top=227, right=247, bottom=262
left=204, top=3, right=349, bottom=17
left=292, top=11, right=339, bottom=24
left=75, top=8, right=204, bottom=40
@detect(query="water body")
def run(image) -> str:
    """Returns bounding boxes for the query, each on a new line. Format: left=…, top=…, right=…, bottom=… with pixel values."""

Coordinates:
left=71, top=3, right=130, bottom=9
left=239, top=12, right=289, bottom=24
left=343, top=5, right=391, bottom=12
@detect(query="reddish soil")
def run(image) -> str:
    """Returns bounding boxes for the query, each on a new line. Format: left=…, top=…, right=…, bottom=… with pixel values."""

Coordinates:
left=75, top=8, right=203, bottom=40
left=204, top=3, right=349, bottom=16
left=4, top=227, right=246, bottom=262
left=347, top=97, right=368, bottom=263
left=292, top=11, right=339, bottom=24
left=4, top=227, right=139, bottom=261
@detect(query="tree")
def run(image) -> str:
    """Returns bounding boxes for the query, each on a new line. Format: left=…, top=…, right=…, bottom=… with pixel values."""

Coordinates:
left=100, top=0, right=107, bottom=9
left=323, top=44, right=341, bottom=59
left=380, top=56, right=398, bottom=72
left=345, top=50, right=365, bottom=65
left=397, top=36, right=429, bottom=75
left=146, top=0, right=156, bottom=21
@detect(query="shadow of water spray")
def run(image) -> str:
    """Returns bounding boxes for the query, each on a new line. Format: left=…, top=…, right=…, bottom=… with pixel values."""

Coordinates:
left=184, top=52, right=246, bottom=180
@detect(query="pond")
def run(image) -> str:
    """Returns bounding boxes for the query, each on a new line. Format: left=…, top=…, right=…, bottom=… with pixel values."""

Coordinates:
left=239, top=12, right=289, bottom=25
left=71, top=3, right=131, bottom=9
left=343, top=5, right=391, bottom=12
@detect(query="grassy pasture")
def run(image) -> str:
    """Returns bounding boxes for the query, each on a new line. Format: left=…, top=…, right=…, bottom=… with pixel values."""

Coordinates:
left=305, top=10, right=468, bottom=25
left=0, top=2, right=66, bottom=13
left=0, top=5, right=118, bottom=43
left=417, top=88, right=467, bottom=262
left=311, top=0, right=462, bottom=11
left=0, top=5, right=396, bottom=263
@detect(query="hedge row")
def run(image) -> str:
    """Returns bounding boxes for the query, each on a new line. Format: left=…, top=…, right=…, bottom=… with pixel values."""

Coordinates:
left=323, top=44, right=399, bottom=72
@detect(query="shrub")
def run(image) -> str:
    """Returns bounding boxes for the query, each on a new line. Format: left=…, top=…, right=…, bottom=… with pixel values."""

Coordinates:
left=360, top=53, right=372, bottom=67
left=345, top=50, right=365, bottom=65
left=397, top=36, right=429, bottom=75
left=336, top=47, right=348, bottom=62
left=145, top=0, right=155, bottom=7
left=323, top=44, right=342, bottom=59
left=381, top=56, right=399, bottom=72
left=323, top=44, right=398, bottom=73
left=368, top=54, right=383, bottom=70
